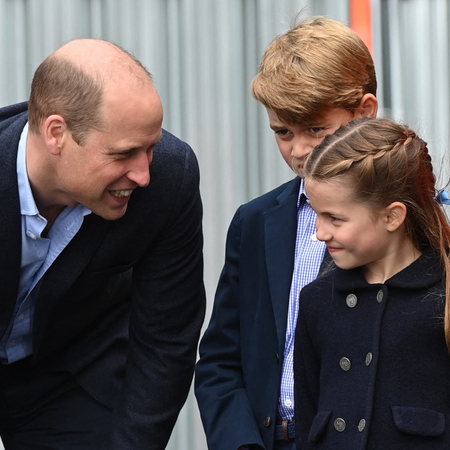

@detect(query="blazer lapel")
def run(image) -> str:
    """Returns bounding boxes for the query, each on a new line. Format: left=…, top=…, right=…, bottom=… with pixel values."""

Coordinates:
left=0, top=111, right=27, bottom=336
left=32, top=213, right=110, bottom=355
left=264, top=178, right=300, bottom=348
left=0, top=179, right=22, bottom=336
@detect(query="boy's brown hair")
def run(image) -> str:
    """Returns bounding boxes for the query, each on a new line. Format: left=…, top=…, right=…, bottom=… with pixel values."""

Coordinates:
left=251, top=16, right=377, bottom=124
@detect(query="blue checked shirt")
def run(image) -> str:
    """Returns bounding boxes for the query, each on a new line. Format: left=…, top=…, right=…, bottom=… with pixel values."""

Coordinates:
left=278, top=179, right=326, bottom=420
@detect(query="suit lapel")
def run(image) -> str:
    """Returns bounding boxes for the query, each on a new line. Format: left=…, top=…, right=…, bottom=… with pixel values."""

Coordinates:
left=264, top=178, right=300, bottom=348
left=0, top=179, right=22, bottom=336
left=0, top=111, right=27, bottom=336
left=32, top=213, right=110, bottom=355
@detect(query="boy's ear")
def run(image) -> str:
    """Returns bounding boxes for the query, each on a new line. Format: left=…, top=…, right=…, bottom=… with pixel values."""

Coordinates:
left=355, top=93, right=378, bottom=119
left=385, top=202, right=407, bottom=232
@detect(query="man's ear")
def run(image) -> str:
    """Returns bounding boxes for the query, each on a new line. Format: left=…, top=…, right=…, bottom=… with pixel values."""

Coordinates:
left=355, top=93, right=378, bottom=119
left=385, top=202, right=407, bottom=232
left=43, top=115, right=69, bottom=155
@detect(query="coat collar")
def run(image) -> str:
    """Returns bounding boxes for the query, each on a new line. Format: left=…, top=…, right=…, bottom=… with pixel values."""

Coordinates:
left=332, top=247, right=443, bottom=292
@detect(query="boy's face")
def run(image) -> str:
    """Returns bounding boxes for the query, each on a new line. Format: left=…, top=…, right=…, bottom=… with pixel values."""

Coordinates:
left=267, top=107, right=355, bottom=177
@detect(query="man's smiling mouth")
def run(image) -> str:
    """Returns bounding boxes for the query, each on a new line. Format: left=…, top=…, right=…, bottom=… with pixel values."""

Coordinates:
left=110, top=189, right=133, bottom=198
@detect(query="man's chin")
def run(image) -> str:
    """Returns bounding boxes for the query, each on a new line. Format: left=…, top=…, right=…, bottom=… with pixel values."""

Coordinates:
left=94, top=205, right=128, bottom=221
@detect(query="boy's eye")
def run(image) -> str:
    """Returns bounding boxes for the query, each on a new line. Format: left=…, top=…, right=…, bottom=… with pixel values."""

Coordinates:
left=308, top=127, right=325, bottom=134
left=275, top=129, right=292, bottom=136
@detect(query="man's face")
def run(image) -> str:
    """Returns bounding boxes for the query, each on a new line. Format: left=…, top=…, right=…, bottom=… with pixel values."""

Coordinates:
left=55, top=82, right=163, bottom=220
left=266, top=107, right=355, bottom=177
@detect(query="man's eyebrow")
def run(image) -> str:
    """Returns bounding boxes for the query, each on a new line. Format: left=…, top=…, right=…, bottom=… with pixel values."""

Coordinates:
left=107, top=134, right=164, bottom=153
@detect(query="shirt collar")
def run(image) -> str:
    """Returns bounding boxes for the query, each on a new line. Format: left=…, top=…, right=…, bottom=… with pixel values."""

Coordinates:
left=17, top=123, right=39, bottom=216
left=297, top=178, right=309, bottom=209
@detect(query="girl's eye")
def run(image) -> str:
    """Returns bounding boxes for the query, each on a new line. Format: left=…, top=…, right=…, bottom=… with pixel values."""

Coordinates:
left=308, top=127, right=325, bottom=134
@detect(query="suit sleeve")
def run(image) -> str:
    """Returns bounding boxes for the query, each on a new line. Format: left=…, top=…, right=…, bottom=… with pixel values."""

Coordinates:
left=109, top=143, right=206, bottom=449
left=195, top=209, right=266, bottom=450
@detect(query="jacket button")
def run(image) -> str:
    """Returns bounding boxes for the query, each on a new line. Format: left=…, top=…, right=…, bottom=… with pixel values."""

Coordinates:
left=275, top=353, right=280, bottom=363
left=264, top=416, right=272, bottom=427
left=346, top=294, right=357, bottom=308
left=376, top=290, right=384, bottom=303
left=358, top=419, right=366, bottom=432
left=334, top=418, right=346, bottom=432
left=339, top=357, right=351, bottom=371
left=365, top=352, right=373, bottom=366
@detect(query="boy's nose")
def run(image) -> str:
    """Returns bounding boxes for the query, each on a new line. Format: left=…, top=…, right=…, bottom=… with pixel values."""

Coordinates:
left=291, top=138, right=315, bottom=159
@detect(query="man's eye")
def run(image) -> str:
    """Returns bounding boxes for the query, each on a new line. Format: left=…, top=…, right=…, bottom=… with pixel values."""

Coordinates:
left=115, top=152, right=132, bottom=158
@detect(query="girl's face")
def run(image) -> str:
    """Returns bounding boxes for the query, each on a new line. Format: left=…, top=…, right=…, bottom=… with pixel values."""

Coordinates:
left=305, top=177, right=394, bottom=276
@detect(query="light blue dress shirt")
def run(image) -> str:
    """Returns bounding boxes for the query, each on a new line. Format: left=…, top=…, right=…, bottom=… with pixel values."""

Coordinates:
left=0, top=123, right=91, bottom=364
left=278, top=178, right=326, bottom=420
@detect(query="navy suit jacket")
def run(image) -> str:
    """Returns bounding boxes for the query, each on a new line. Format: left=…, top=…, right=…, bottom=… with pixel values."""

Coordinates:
left=0, top=102, right=206, bottom=449
left=195, top=177, right=301, bottom=450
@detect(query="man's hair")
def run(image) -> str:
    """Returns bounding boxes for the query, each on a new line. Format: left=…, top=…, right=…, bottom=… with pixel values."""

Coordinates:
left=251, top=16, right=377, bottom=124
left=28, top=42, right=153, bottom=145
left=28, top=55, right=104, bottom=145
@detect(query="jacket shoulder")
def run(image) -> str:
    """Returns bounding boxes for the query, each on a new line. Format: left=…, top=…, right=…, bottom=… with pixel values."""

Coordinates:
left=239, top=177, right=300, bottom=214
left=0, top=102, right=28, bottom=133
left=152, top=129, right=199, bottom=180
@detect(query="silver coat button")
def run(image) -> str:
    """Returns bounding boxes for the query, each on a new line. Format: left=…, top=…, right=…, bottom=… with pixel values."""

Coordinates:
left=358, top=419, right=366, bottom=432
left=346, top=294, right=357, bottom=308
left=365, top=352, right=373, bottom=366
left=339, top=357, right=351, bottom=371
left=334, top=418, right=346, bottom=432
left=376, top=290, right=383, bottom=303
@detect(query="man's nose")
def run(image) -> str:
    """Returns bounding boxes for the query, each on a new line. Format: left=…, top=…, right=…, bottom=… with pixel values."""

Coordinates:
left=127, top=151, right=152, bottom=187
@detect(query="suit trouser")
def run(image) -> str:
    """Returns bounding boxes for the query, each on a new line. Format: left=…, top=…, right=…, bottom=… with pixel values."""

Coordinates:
left=0, top=358, right=111, bottom=450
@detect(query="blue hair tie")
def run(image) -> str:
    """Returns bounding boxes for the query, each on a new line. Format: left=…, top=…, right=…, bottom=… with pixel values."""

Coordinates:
left=435, top=189, right=450, bottom=205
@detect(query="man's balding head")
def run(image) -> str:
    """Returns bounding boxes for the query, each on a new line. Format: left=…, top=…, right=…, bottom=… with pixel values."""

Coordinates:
left=28, top=38, right=154, bottom=145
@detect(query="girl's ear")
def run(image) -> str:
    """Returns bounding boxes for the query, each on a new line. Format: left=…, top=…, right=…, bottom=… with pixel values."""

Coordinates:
left=385, top=202, right=407, bottom=231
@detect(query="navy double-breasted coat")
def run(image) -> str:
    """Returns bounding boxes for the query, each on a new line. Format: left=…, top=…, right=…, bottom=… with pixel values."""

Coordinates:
left=295, top=250, right=450, bottom=449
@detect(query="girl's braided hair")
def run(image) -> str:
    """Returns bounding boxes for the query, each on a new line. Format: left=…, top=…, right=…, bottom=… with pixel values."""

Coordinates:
left=305, top=117, right=450, bottom=350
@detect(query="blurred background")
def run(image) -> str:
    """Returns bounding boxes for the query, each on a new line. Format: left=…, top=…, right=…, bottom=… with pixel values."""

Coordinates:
left=0, top=0, right=448, bottom=448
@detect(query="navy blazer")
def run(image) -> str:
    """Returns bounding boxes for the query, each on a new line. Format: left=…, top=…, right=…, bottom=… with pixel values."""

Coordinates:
left=295, top=250, right=450, bottom=449
left=195, top=177, right=301, bottom=450
left=0, top=102, right=206, bottom=450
